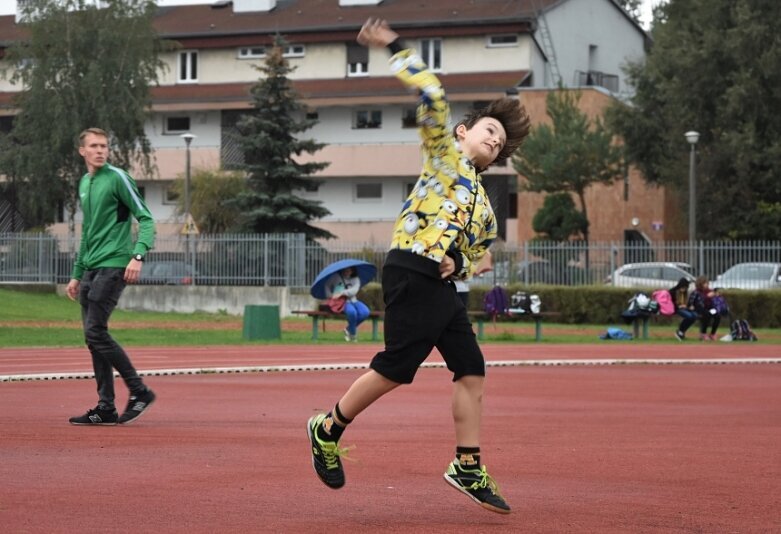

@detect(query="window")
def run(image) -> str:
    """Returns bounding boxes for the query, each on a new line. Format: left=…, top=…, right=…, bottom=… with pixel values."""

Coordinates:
left=238, top=46, right=266, bottom=59
left=347, top=43, right=369, bottom=77
left=164, top=185, right=179, bottom=205
left=355, top=183, right=382, bottom=200
left=137, top=186, right=145, bottom=200
left=420, top=38, right=441, bottom=71
left=401, top=108, right=416, bottom=128
left=487, top=34, right=518, bottom=47
left=178, top=50, right=198, bottom=83
left=237, top=44, right=305, bottom=59
left=306, top=110, right=319, bottom=121
left=164, top=116, right=190, bottom=134
left=353, top=110, right=382, bottom=129
left=283, top=44, right=305, bottom=58
left=405, top=182, right=416, bottom=199
left=302, top=182, right=320, bottom=193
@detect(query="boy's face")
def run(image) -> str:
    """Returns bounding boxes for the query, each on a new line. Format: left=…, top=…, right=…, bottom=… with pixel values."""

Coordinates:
left=456, top=117, right=507, bottom=170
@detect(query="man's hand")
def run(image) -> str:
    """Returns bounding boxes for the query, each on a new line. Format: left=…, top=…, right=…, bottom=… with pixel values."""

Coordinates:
left=124, top=258, right=143, bottom=284
left=439, top=255, right=456, bottom=279
left=357, top=18, right=398, bottom=48
left=66, top=279, right=80, bottom=301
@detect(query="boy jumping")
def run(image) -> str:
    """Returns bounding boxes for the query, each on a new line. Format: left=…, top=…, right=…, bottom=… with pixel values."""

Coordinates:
left=307, top=18, right=531, bottom=514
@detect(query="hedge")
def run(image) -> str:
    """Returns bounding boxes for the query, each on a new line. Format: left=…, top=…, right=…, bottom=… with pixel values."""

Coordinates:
left=357, top=282, right=781, bottom=328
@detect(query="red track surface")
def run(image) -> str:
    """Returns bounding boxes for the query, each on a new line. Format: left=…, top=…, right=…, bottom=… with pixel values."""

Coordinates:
left=1, top=344, right=780, bottom=533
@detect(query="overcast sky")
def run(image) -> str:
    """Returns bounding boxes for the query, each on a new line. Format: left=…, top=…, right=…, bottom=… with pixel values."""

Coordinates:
left=0, top=0, right=666, bottom=29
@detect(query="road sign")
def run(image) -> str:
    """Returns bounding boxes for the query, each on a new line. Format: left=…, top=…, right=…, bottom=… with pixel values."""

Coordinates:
left=181, top=213, right=200, bottom=235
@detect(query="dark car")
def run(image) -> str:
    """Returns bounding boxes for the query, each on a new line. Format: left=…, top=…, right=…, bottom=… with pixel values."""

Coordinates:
left=138, top=261, right=197, bottom=285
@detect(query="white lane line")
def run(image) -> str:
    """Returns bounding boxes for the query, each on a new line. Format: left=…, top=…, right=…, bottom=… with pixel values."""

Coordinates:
left=2, top=357, right=780, bottom=382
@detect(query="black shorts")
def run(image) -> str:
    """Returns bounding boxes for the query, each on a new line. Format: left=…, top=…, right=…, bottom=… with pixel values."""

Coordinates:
left=370, top=265, right=485, bottom=384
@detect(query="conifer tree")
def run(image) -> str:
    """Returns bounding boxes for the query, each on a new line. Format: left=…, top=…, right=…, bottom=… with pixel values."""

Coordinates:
left=231, top=36, right=333, bottom=239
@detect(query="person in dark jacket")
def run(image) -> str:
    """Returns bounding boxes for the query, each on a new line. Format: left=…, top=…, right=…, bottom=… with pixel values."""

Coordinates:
left=688, top=276, right=721, bottom=340
left=670, top=277, right=696, bottom=341
left=66, top=128, right=156, bottom=426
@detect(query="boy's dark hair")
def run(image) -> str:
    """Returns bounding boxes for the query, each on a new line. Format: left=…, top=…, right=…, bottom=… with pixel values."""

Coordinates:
left=456, top=97, right=531, bottom=168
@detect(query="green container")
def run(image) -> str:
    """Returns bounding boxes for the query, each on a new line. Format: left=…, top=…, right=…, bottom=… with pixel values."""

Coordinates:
left=242, top=305, right=281, bottom=340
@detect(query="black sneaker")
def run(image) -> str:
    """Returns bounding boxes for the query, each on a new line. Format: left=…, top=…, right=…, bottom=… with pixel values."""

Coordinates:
left=444, top=460, right=511, bottom=514
left=307, top=413, right=350, bottom=489
left=675, top=330, right=685, bottom=342
left=69, top=406, right=118, bottom=426
left=118, top=388, right=156, bottom=425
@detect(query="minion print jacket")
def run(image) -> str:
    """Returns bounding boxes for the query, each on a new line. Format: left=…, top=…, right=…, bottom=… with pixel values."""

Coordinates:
left=385, top=47, right=497, bottom=280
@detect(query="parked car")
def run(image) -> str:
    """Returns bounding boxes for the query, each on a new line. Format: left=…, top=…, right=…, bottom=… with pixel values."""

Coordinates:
left=714, top=262, right=781, bottom=290
left=138, top=261, right=197, bottom=285
left=607, top=262, right=694, bottom=289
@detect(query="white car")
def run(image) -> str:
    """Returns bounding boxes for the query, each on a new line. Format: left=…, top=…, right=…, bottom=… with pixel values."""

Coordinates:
left=715, top=263, right=781, bottom=290
left=607, top=262, right=695, bottom=289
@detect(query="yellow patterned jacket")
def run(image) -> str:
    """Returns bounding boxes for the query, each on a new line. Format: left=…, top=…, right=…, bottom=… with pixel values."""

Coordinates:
left=387, top=48, right=497, bottom=279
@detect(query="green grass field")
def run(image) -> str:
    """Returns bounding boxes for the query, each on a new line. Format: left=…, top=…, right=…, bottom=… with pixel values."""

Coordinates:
left=1, top=288, right=775, bottom=347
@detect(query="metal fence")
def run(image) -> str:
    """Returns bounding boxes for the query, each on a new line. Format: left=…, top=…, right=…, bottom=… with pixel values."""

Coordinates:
left=1, top=232, right=780, bottom=290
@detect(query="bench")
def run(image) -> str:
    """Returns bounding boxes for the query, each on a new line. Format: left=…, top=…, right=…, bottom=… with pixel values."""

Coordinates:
left=467, top=311, right=561, bottom=342
left=629, top=312, right=652, bottom=340
left=292, top=310, right=384, bottom=341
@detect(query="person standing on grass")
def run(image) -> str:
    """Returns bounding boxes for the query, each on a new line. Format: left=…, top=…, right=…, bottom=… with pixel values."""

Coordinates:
left=66, top=127, right=156, bottom=426
left=307, top=18, right=531, bottom=514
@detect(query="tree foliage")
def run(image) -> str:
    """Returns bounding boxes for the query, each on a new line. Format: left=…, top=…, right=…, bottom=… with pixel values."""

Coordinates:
left=0, top=0, right=168, bottom=229
left=170, top=169, right=247, bottom=234
left=532, top=193, right=588, bottom=241
left=229, top=36, right=333, bottom=239
left=615, top=0, right=643, bottom=24
left=513, top=89, right=624, bottom=246
left=607, top=0, right=781, bottom=240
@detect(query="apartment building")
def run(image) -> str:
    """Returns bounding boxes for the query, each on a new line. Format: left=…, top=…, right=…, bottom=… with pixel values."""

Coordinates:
left=1, top=0, right=668, bottom=244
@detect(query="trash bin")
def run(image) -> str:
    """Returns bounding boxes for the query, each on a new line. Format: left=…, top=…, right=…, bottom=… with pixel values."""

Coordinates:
left=242, top=305, right=281, bottom=340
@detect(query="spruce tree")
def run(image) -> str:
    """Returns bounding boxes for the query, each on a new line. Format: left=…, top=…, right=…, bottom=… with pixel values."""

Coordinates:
left=231, top=36, right=333, bottom=238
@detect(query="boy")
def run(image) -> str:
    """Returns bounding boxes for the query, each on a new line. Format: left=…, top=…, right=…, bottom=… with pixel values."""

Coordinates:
left=307, top=18, right=530, bottom=514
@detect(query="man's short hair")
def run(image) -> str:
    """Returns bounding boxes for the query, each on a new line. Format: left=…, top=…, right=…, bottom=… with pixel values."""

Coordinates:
left=455, top=98, right=531, bottom=168
left=79, top=128, right=109, bottom=146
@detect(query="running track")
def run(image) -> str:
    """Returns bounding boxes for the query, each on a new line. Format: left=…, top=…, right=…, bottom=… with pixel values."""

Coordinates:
left=1, top=343, right=779, bottom=533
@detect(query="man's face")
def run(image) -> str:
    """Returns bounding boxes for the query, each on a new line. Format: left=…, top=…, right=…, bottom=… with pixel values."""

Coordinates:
left=78, top=133, right=109, bottom=172
left=456, top=117, right=507, bottom=169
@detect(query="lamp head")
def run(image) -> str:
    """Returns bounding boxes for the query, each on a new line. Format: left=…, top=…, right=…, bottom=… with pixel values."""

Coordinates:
left=180, top=132, right=196, bottom=147
left=684, top=131, right=700, bottom=144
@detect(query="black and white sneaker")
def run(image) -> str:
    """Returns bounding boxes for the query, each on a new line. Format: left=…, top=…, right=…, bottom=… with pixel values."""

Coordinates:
left=69, top=406, right=118, bottom=426
left=444, top=460, right=511, bottom=514
left=118, top=388, right=156, bottom=425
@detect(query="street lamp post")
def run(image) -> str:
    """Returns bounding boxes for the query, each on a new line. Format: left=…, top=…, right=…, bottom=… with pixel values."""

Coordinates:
left=684, top=131, right=699, bottom=241
left=685, top=130, right=699, bottom=268
left=180, top=133, right=196, bottom=286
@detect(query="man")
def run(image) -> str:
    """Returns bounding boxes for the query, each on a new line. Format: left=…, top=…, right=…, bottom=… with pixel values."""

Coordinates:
left=66, top=128, right=156, bottom=426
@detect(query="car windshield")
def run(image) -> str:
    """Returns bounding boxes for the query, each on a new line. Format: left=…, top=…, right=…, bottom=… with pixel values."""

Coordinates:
left=722, top=264, right=774, bottom=280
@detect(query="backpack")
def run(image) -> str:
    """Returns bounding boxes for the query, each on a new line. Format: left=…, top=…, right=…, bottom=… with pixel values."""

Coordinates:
left=627, top=292, right=656, bottom=314
left=730, top=319, right=758, bottom=341
left=711, top=294, right=729, bottom=315
left=509, top=291, right=542, bottom=315
left=652, top=289, right=674, bottom=316
left=484, top=286, right=509, bottom=316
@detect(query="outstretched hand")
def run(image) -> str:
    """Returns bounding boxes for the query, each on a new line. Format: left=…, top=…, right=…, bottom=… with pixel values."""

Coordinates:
left=357, top=18, right=398, bottom=48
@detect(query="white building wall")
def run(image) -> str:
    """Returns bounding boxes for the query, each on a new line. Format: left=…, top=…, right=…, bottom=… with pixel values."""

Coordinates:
left=544, top=0, right=646, bottom=94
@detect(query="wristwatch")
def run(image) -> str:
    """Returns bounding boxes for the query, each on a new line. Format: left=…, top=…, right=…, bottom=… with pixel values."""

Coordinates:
left=132, top=254, right=145, bottom=262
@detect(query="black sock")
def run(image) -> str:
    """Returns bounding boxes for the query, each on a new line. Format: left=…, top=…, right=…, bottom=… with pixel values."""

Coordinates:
left=456, top=446, right=481, bottom=469
left=316, top=404, right=351, bottom=443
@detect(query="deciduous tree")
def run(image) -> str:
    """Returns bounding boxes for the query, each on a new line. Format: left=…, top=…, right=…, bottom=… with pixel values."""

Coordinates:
left=0, top=0, right=167, bottom=230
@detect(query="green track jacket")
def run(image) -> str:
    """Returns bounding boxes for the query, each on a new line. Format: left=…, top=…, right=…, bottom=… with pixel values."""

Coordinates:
left=71, top=163, right=155, bottom=280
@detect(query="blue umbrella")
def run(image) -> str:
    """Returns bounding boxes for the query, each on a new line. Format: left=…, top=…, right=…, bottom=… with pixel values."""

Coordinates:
left=311, top=259, right=377, bottom=299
